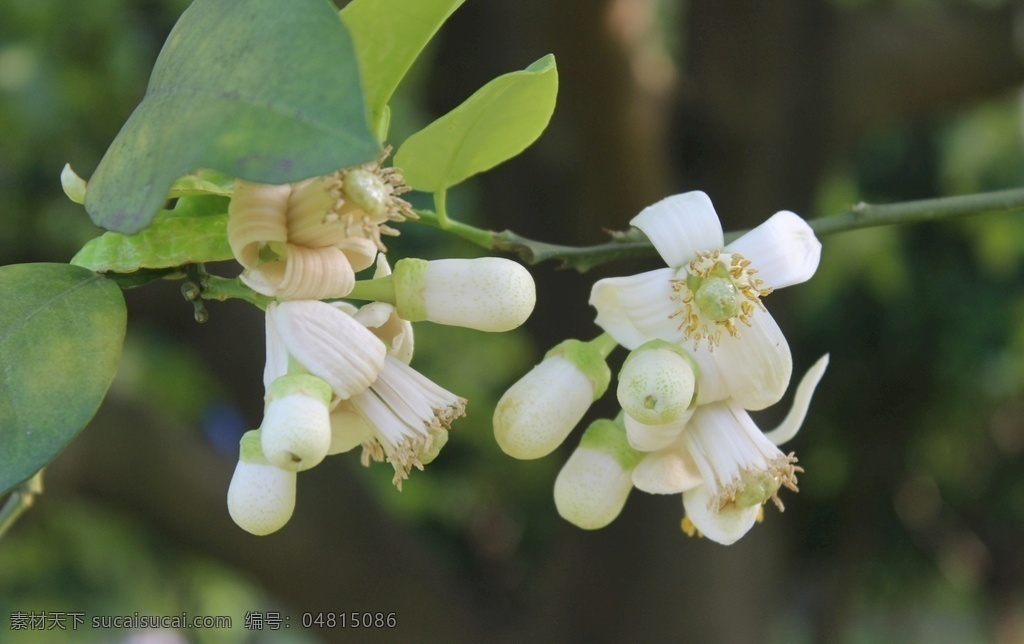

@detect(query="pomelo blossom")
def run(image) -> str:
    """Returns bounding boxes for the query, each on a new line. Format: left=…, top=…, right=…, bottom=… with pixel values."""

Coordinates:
left=325, top=259, right=466, bottom=489
left=631, top=354, right=829, bottom=545
left=590, top=191, right=821, bottom=411
left=227, top=150, right=414, bottom=300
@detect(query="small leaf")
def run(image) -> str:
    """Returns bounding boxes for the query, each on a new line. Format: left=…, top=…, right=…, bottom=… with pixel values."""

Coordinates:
left=168, top=169, right=235, bottom=199
left=0, top=264, right=127, bottom=495
left=395, top=55, right=558, bottom=192
left=61, top=164, right=87, bottom=204
left=72, top=197, right=233, bottom=272
left=85, top=0, right=379, bottom=235
left=341, top=0, right=466, bottom=139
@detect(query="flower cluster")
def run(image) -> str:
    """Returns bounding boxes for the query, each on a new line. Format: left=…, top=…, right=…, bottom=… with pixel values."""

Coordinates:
left=494, top=191, right=827, bottom=544
left=225, top=155, right=536, bottom=535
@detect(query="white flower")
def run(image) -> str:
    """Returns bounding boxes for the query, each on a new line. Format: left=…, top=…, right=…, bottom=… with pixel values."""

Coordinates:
left=631, top=354, right=829, bottom=545
left=227, top=429, right=297, bottom=536
left=392, top=257, right=536, bottom=332
left=263, top=300, right=387, bottom=400
left=344, top=355, right=466, bottom=489
left=320, top=272, right=465, bottom=488
left=554, top=417, right=644, bottom=530
left=227, top=151, right=414, bottom=300
left=259, top=374, right=333, bottom=472
left=493, top=339, right=611, bottom=460
left=590, top=191, right=821, bottom=410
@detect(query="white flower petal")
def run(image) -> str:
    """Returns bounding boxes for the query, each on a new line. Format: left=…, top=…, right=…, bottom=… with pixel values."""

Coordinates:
left=263, top=304, right=288, bottom=391
left=630, top=191, right=725, bottom=268
left=713, top=308, right=792, bottom=410
left=726, top=210, right=821, bottom=290
left=632, top=440, right=704, bottom=494
left=764, top=353, right=829, bottom=446
left=689, top=348, right=730, bottom=406
left=590, top=268, right=681, bottom=350
left=272, top=300, right=386, bottom=399
left=624, top=412, right=690, bottom=452
left=328, top=401, right=375, bottom=455
left=682, top=485, right=761, bottom=545
left=554, top=448, right=633, bottom=530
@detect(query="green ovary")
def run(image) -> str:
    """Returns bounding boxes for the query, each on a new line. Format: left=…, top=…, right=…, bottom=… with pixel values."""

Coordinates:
left=694, top=276, right=740, bottom=322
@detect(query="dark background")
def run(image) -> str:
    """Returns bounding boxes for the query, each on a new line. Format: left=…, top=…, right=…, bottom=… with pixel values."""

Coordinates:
left=3, top=0, right=1024, bottom=641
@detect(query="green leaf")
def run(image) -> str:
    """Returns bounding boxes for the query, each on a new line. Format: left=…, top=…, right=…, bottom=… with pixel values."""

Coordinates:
left=0, top=264, right=127, bottom=495
left=85, top=0, right=379, bottom=235
left=72, top=197, right=233, bottom=273
left=395, top=54, right=558, bottom=192
left=341, top=0, right=466, bottom=140
left=167, top=169, right=235, bottom=199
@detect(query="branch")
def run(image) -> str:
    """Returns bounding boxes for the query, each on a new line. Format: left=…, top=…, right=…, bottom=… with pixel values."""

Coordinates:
left=414, top=187, right=1024, bottom=272
left=0, top=470, right=44, bottom=541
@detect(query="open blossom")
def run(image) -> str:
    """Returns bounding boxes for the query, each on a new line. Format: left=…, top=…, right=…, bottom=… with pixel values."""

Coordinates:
left=590, top=191, right=821, bottom=410
left=227, top=150, right=414, bottom=300
left=631, top=355, right=829, bottom=545
left=325, top=260, right=466, bottom=488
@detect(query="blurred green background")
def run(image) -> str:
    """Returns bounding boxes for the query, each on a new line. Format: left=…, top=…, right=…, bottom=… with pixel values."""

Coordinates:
left=3, top=0, right=1024, bottom=642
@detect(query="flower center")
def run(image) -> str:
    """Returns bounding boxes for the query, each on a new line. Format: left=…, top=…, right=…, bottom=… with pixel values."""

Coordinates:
left=670, top=249, right=772, bottom=349
left=712, top=452, right=802, bottom=512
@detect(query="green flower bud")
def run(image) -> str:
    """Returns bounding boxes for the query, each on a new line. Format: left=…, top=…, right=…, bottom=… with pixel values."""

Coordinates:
left=617, top=339, right=697, bottom=426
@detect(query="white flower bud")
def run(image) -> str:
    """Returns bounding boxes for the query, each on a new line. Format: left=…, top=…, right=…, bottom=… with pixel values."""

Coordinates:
left=554, top=418, right=643, bottom=530
left=393, top=257, right=536, bottom=332
left=617, top=340, right=697, bottom=426
left=228, top=430, right=297, bottom=536
left=260, top=374, right=333, bottom=472
left=494, top=340, right=611, bottom=460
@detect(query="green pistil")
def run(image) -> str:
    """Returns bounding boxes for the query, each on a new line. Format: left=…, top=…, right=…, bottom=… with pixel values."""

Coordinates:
left=694, top=276, right=740, bottom=322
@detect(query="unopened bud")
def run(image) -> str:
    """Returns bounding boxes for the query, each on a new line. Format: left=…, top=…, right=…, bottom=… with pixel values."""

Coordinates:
left=260, top=374, right=333, bottom=472
left=227, top=429, right=297, bottom=535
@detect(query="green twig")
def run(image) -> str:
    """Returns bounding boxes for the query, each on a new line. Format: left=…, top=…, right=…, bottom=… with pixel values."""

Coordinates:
left=201, top=276, right=273, bottom=309
left=413, top=187, right=1024, bottom=272
left=0, top=470, right=44, bottom=542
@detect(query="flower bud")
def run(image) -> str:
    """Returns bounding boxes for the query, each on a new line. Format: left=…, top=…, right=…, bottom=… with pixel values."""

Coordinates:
left=392, top=257, right=536, bottom=332
left=228, top=430, right=297, bottom=536
left=554, top=418, right=644, bottom=530
left=494, top=339, right=611, bottom=459
left=617, top=339, right=697, bottom=426
left=260, top=374, right=333, bottom=472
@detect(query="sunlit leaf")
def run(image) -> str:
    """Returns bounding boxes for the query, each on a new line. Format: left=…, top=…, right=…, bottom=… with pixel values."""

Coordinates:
left=85, top=0, right=379, bottom=235
left=395, top=54, right=558, bottom=192
left=341, top=0, right=466, bottom=140
left=0, top=264, right=126, bottom=495
left=72, top=197, right=233, bottom=273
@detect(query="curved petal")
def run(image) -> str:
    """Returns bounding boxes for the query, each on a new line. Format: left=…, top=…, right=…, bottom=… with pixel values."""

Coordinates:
left=272, top=300, right=386, bottom=399
left=275, top=245, right=355, bottom=300
left=683, top=485, right=761, bottom=545
left=726, top=211, right=821, bottom=290
left=227, top=181, right=290, bottom=269
left=631, top=191, right=725, bottom=268
left=624, top=410, right=691, bottom=452
left=689, top=348, right=730, bottom=406
left=764, top=353, right=829, bottom=446
left=590, top=268, right=681, bottom=350
left=632, top=440, right=703, bottom=494
left=713, top=308, right=792, bottom=410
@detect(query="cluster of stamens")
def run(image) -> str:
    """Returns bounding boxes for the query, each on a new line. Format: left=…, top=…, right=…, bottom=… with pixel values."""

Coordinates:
left=669, top=250, right=772, bottom=349
left=709, top=452, right=802, bottom=513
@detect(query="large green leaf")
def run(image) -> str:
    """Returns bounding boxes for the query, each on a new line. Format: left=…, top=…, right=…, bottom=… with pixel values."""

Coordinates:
left=85, top=0, right=379, bottom=235
left=394, top=54, right=558, bottom=192
left=341, top=0, right=466, bottom=140
left=0, top=264, right=127, bottom=495
left=72, top=197, right=232, bottom=273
